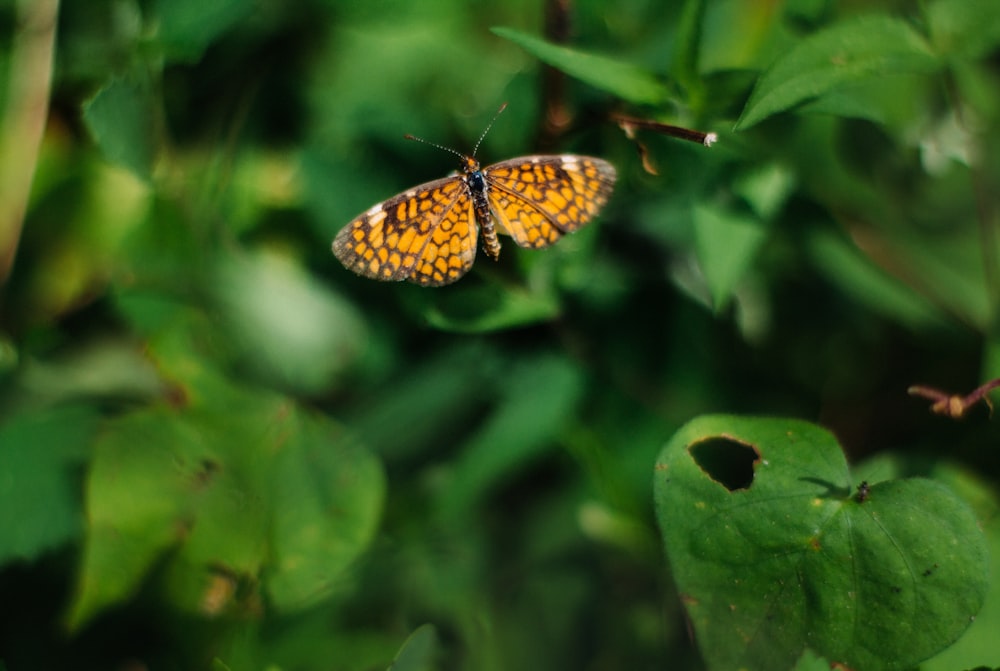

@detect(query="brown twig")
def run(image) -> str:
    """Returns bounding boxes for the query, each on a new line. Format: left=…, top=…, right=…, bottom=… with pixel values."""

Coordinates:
left=613, top=115, right=717, bottom=147
left=536, top=0, right=572, bottom=151
left=613, top=114, right=716, bottom=175
left=907, top=379, right=1000, bottom=419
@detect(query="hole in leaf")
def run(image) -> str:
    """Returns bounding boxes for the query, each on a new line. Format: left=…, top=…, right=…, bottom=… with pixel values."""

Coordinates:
left=689, top=437, right=760, bottom=491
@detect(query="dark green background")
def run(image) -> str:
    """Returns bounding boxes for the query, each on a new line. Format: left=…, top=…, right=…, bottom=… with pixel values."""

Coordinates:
left=1, top=0, right=998, bottom=669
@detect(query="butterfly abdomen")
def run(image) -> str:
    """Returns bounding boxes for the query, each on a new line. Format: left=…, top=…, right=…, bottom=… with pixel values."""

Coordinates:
left=465, top=167, right=502, bottom=261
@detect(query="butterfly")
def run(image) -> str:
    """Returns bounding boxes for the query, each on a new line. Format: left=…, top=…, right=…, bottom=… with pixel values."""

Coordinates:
left=332, top=106, right=616, bottom=286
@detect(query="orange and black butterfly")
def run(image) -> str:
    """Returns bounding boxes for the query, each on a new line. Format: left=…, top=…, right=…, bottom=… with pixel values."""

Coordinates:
left=332, top=105, right=616, bottom=286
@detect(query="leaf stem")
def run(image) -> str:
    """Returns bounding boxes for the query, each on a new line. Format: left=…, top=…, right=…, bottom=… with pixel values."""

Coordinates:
left=0, top=0, right=59, bottom=286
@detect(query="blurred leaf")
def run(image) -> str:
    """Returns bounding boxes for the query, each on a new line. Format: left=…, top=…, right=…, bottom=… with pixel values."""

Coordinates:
left=212, top=249, right=367, bottom=394
left=791, top=649, right=836, bottom=671
left=732, top=162, right=796, bottom=221
left=439, top=354, right=584, bottom=519
left=14, top=160, right=150, bottom=326
left=672, top=0, right=706, bottom=94
left=68, top=329, right=384, bottom=627
left=654, top=415, right=988, bottom=671
left=68, top=404, right=220, bottom=630
left=736, top=15, right=939, bottom=130
left=797, top=73, right=931, bottom=127
left=926, top=0, right=1000, bottom=60
left=217, top=610, right=400, bottom=671
left=699, top=2, right=788, bottom=74
left=113, top=289, right=193, bottom=339
left=228, top=151, right=303, bottom=237
left=698, top=70, right=760, bottom=120
left=806, top=228, right=951, bottom=331
left=154, top=0, right=254, bottom=61
left=417, top=279, right=560, bottom=333
left=82, top=78, right=158, bottom=180
left=14, top=340, right=165, bottom=407
left=0, top=405, right=97, bottom=564
left=266, top=407, right=385, bottom=611
left=351, top=342, right=496, bottom=460
left=113, top=197, right=206, bottom=301
left=0, top=336, right=17, bottom=375
left=491, top=27, right=670, bottom=105
left=387, top=624, right=438, bottom=671
left=693, top=203, right=768, bottom=311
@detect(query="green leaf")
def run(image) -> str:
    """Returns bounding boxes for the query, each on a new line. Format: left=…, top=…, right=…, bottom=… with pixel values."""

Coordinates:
left=693, top=203, right=768, bottom=311
left=850, top=454, right=1000, bottom=671
left=672, top=0, right=706, bottom=93
left=735, top=15, right=939, bottom=130
left=69, top=369, right=384, bottom=628
left=417, top=280, right=561, bottom=333
left=82, top=78, right=158, bottom=180
left=733, top=163, right=797, bottom=221
left=68, top=405, right=216, bottom=630
left=0, top=405, right=97, bottom=564
left=155, top=0, right=253, bottom=61
left=654, top=415, right=988, bottom=671
left=926, top=0, right=1000, bottom=60
left=806, top=228, right=950, bottom=331
left=386, top=624, right=438, bottom=671
left=212, top=250, right=368, bottom=394
left=439, top=354, right=584, bottom=520
left=80, top=390, right=276, bottom=621
left=352, top=342, right=496, bottom=460
left=266, top=408, right=385, bottom=611
left=491, top=27, right=670, bottom=105
left=797, top=72, right=931, bottom=127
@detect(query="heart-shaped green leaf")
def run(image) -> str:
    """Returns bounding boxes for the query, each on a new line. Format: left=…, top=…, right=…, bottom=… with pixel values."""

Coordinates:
left=654, top=415, right=988, bottom=671
left=67, top=320, right=385, bottom=629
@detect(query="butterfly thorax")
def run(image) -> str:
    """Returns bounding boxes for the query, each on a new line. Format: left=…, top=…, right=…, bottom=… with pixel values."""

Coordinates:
left=461, top=156, right=501, bottom=261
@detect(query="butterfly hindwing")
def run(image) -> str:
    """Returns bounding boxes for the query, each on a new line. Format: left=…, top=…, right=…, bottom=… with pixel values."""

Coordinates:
left=484, top=156, right=617, bottom=248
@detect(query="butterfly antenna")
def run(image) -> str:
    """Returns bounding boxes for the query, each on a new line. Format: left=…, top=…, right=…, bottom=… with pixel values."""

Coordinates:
left=403, top=132, right=466, bottom=159
left=404, top=103, right=508, bottom=159
left=472, top=102, right=508, bottom=157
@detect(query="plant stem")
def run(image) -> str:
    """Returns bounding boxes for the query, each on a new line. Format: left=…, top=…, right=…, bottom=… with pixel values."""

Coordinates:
left=0, top=0, right=59, bottom=286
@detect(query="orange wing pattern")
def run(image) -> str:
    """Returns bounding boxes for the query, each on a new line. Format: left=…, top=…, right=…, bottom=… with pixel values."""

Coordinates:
left=332, top=176, right=479, bottom=286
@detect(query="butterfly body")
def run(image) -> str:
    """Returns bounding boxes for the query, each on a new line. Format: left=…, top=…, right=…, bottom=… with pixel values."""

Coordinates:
left=461, top=156, right=502, bottom=262
left=333, top=151, right=616, bottom=286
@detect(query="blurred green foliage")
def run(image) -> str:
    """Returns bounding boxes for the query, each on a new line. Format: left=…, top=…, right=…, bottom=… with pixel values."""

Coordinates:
left=1, top=0, right=999, bottom=669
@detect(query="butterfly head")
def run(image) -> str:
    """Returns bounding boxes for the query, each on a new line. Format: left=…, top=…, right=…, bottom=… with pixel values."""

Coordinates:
left=461, top=155, right=482, bottom=176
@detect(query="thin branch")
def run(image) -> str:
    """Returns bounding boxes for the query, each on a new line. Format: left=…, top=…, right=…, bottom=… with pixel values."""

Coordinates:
left=0, top=0, right=60, bottom=286
left=536, top=0, right=571, bottom=151
left=908, top=379, right=1000, bottom=419
left=613, top=114, right=716, bottom=175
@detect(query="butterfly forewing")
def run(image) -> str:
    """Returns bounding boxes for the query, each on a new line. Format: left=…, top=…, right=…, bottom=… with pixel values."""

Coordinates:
left=484, top=156, right=616, bottom=248
left=332, top=176, right=479, bottom=286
